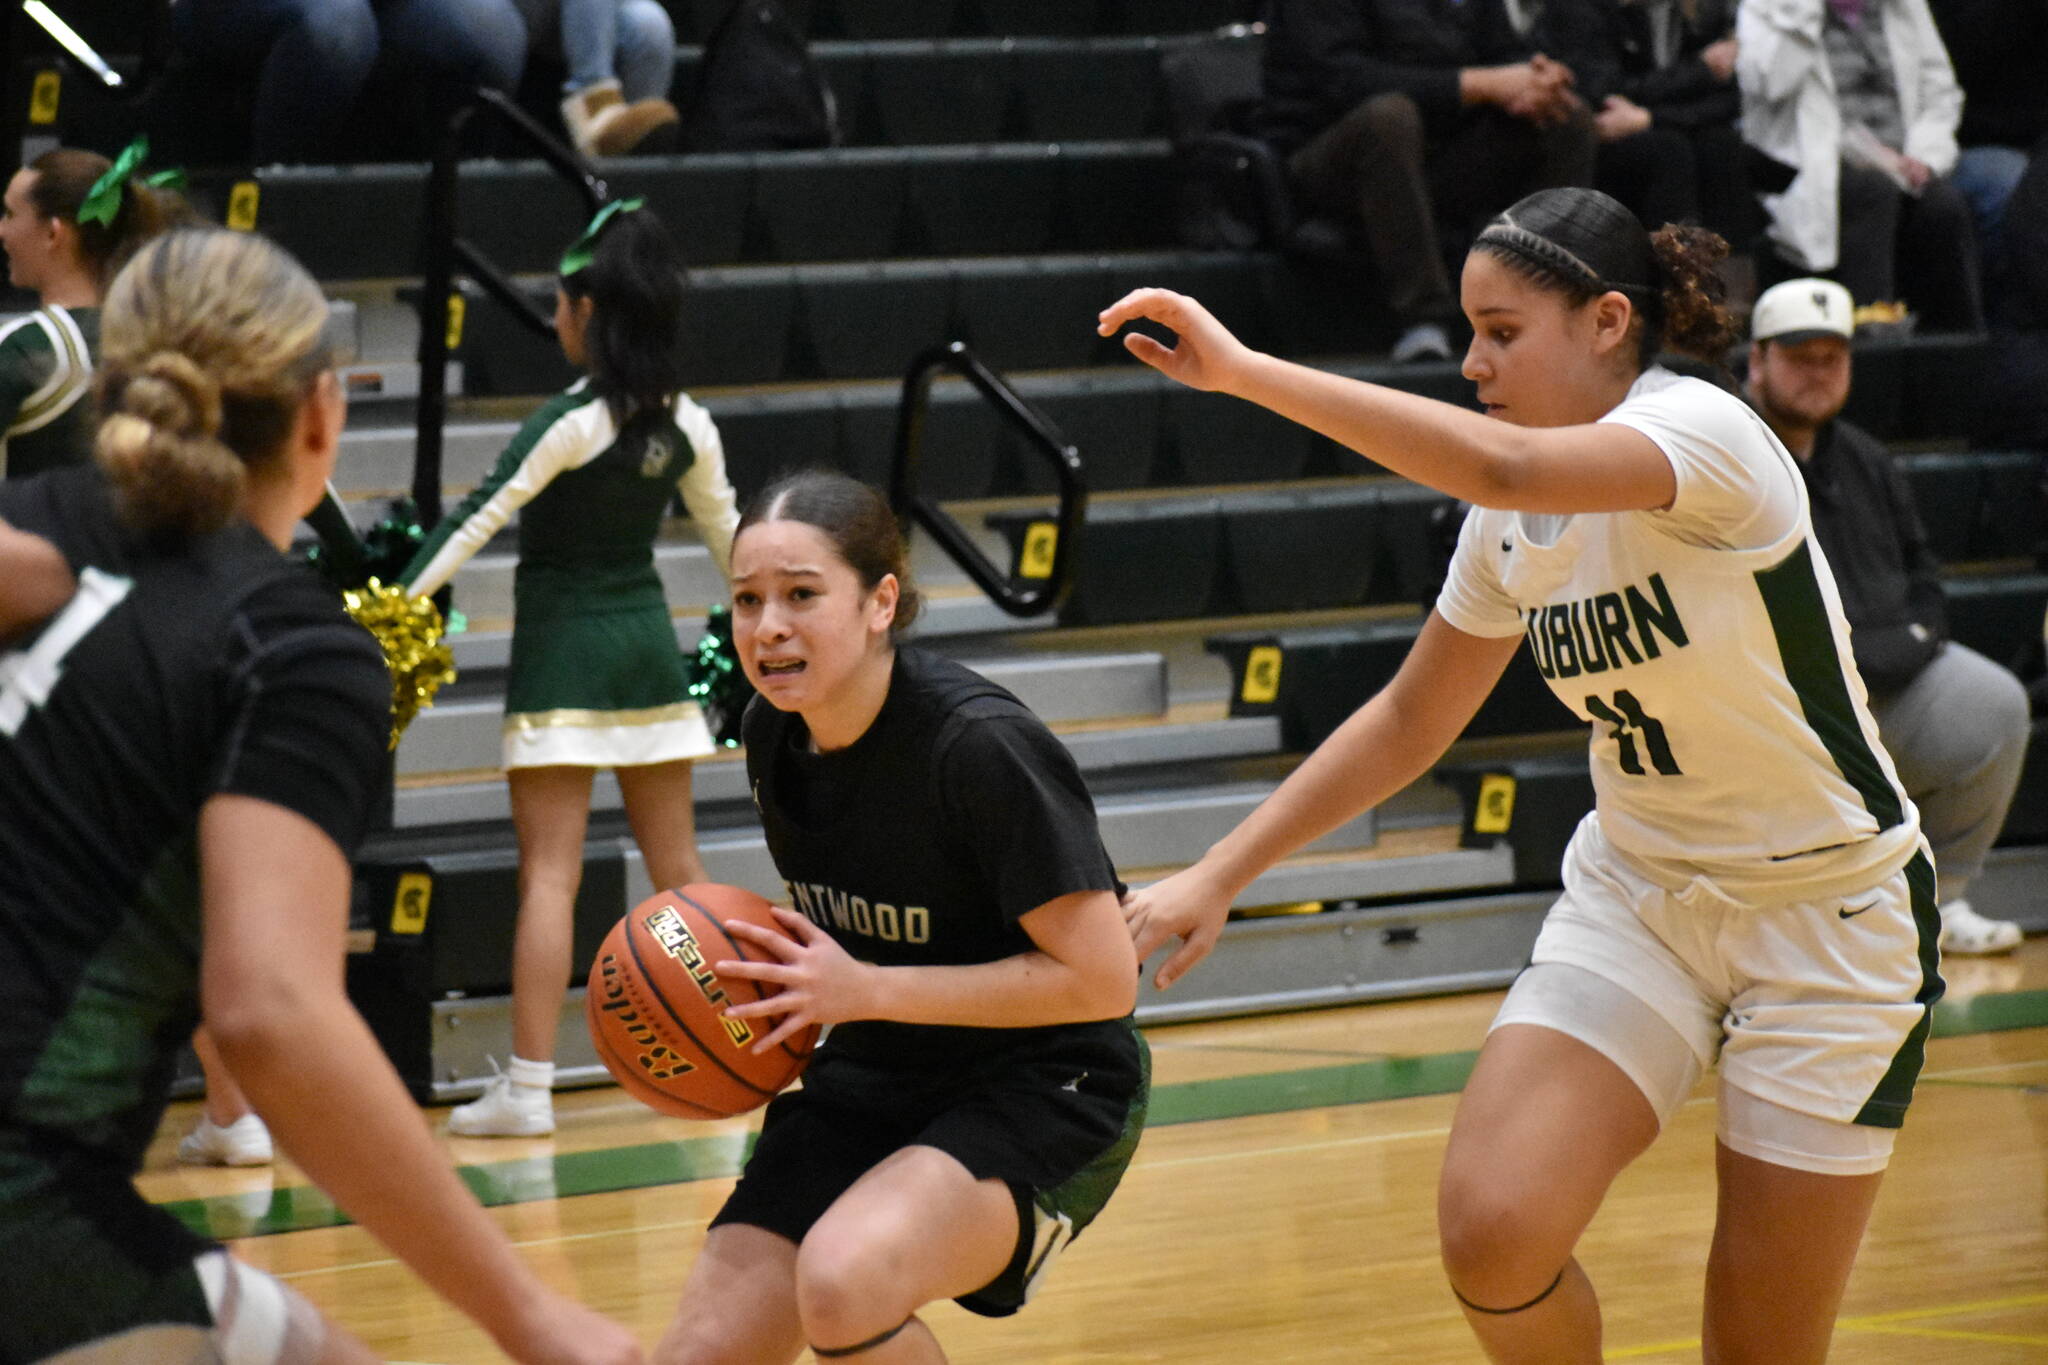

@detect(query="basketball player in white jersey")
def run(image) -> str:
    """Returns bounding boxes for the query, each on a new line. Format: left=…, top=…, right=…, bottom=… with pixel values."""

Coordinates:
left=1101, top=187, right=1938, bottom=1364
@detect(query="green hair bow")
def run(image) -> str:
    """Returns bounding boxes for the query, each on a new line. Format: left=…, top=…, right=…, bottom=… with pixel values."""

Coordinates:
left=558, top=197, right=644, bottom=277
left=76, top=135, right=183, bottom=228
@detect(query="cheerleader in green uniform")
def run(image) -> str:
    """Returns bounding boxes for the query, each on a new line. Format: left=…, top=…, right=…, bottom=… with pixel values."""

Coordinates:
left=0, top=142, right=177, bottom=478
left=402, top=202, right=740, bottom=1137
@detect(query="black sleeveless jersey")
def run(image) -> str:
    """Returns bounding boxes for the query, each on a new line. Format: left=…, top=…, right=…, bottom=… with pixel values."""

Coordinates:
left=744, top=646, right=1131, bottom=1069
left=0, top=467, right=389, bottom=1169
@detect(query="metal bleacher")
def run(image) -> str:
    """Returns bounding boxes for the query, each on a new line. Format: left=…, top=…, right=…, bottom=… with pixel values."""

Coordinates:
left=14, top=0, right=2048, bottom=1101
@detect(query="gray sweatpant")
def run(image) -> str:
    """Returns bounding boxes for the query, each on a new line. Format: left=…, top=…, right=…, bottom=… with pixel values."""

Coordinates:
left=1869, top=642, right=2030, bottom=904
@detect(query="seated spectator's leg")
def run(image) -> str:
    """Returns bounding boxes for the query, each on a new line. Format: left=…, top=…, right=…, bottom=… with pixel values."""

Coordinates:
left=1896, top=174, right=1986, bottom=333
left=176, top=0, right=379, bottom=164
left=1285, top=93, right=1458, bottom=331
left=1430, top=107, right=1595, bottom=245
left=1832, top=160, right=1902, bottom=307
left=1950, top=145, right=2029, bottom=290
left=615, top=0, right=679, bottom=104
left=1870, top=642, right=2028, bottom=952
left=1691, top=121, right=1762, bottom=249
left=380, top=0, right=527, bottom=97
left=1595, top=127, right=1698, bottom=230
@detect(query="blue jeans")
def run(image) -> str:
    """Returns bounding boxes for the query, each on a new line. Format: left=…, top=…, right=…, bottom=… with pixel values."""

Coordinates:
left=1952, top=144, right=2030, bottom=286
left=512, top=0, right=678, bottom=100
left=174, top=0, right=525, bottom=163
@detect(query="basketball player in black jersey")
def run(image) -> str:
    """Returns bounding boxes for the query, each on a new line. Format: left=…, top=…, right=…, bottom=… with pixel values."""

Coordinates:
left=0, top=228, right=640, bottom=1364
left=653, top=471, right=1148, bottom=1365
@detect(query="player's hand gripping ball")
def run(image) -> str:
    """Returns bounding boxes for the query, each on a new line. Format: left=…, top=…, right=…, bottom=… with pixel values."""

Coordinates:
left=586, top=884, right=818, bottom=1119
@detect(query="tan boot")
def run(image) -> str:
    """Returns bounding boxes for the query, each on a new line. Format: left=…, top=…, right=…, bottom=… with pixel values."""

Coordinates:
left=561, top=78, right=681, bottom=158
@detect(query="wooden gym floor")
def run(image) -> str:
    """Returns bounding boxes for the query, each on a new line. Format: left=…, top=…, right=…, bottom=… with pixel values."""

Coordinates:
left=137, top=940, right=2048, bottom=1363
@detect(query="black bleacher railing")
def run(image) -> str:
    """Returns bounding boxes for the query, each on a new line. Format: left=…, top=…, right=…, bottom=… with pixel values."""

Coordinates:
left=413, top=88, right=606, bottom=523
left=892, top=341, right=1086, bottom=617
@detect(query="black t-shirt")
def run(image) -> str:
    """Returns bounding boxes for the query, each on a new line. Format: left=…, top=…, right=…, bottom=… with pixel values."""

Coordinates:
left=744, top=646, right=1129, bottom=1069
left=0, top=466, right=390, bottom=1169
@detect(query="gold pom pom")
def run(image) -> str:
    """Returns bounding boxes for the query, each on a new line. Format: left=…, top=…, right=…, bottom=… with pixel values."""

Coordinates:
left=343, top=579, right=457, bottom=750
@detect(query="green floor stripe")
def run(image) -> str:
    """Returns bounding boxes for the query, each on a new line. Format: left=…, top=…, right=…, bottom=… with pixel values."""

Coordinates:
left=1145, top=1051, right=1478, bottom=1127
left=162, top=1131, right=759, bottom=1242
left=156, top=983, right=2048, bottom=1243
left=1931, top=987, right=2048, bottom=1038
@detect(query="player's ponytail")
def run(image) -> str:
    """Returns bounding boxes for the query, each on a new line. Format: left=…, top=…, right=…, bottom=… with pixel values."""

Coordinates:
left=560, top=206, right=691, bottom=427
left=738, top=470, right=923, bottom=635
left=1647, top=224, right=1739, bottom=362
left=95, top=228, right=334, bottom=545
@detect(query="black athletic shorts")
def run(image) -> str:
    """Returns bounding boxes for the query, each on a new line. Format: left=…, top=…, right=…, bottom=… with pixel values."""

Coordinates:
left=712, top=1022, right=1149, bottom=1317
left=0, top=1134, right=217, bottom=1362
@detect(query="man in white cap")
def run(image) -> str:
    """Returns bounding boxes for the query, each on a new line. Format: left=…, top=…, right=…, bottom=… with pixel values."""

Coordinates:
left=1746, top=276, right=2027, bottom=953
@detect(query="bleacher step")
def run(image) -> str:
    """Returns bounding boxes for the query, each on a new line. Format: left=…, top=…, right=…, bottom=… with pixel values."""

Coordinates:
left=688, top=778, right=1376, bottom=894
left=396, top=648, right=1169, bottom=774
left=393, top=709, right=1280, bottom=828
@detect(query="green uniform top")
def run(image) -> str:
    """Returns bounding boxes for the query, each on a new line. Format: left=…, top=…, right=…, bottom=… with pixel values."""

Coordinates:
left=0, top=305, right=98, bottom=480
left=401, top=380, right=739, bottom=620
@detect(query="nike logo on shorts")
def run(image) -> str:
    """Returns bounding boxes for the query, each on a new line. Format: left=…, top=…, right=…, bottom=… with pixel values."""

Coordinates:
left=1839, top=900, right=1877, bottom=919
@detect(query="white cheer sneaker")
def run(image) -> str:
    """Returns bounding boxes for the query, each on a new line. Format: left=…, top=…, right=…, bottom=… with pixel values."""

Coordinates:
left=447, top=1071, right=555, bottom=1137
left=177, top=1112, right=274, bottom=1167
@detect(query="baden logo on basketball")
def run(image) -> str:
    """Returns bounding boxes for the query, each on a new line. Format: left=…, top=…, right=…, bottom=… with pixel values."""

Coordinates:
left=592, top=950, right=698, bottom=1082
left=644, top=905, right=754, bottom=1047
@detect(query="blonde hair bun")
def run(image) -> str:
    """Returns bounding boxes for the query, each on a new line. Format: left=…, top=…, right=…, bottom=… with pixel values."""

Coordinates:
left=115, top=351, right=224, bottom=442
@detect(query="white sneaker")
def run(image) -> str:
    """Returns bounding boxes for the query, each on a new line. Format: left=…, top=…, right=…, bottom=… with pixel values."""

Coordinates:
left=177, top=1113, right=274, bottom=1167
left=1938, top=899, right=2023, bottom=956
left=448, top=1073, right=555, bottom=1137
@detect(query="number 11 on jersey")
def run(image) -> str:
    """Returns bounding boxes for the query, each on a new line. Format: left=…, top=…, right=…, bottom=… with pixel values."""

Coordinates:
left=1584, top=688, right=1682, bottom=776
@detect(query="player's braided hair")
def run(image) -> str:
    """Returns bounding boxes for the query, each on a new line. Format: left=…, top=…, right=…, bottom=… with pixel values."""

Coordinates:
left=95, top=228, right=333, bottom=544
left=1474, top=188, right=1739, bottom=366
left=738, top=470, right=923, bottom=635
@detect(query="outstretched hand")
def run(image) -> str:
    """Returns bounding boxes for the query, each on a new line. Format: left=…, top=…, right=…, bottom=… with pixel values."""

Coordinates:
left=717, top=907, right=875, bottom=1053
left=1121, top=865, right=1234, bottom=991
left=1096, top=288, right=1255, bottom=393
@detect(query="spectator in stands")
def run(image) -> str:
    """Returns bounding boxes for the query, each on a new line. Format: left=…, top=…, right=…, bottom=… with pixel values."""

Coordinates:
left=400, top=204, right=739, bottom=1138
left=1976, top=136, right=2048, bottom=449
left=1256, top=0, right=1598, bottom=364
left=0, top=144, right=179, bottom=479
left=1535, top=0, right=1758, bottom=246
left=1737, top=0, right=1983, bottom=333
left=171, top=0, right=526, bottom=165
left=1745, top=278, right=2025, bottom=954
left=512, top=0, right=681, bottom=157
left=1927, top=0, right=2047, bottom=294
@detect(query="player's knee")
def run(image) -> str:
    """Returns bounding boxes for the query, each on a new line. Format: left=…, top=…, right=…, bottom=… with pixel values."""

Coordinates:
left=1436, top=1178, right=1567, bottom=1302
left=793, top=1232, right=908, bottom=1345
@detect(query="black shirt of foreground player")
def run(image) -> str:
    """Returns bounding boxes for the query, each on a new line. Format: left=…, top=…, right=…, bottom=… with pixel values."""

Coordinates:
left=743, top=645, right=1132, bottom=1069
left=0, top=465, right=390, bottom=1172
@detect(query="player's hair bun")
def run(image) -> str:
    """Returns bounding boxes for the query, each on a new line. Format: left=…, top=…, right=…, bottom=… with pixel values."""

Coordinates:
left=119, top=351, right=224, bottom=441
left=96, top=350, right=245, bottom=543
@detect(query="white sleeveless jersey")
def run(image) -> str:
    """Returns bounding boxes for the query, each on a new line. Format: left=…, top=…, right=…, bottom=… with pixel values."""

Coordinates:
left=1437, top=368, right=1919, bottom=899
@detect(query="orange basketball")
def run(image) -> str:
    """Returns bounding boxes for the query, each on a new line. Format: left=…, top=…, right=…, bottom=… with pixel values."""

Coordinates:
left=585, top=884, right=817, bottom=1119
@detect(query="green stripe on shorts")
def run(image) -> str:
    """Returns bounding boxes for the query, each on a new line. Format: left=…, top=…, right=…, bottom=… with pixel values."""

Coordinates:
left=1854, top=850, right=1945, bottom=1128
